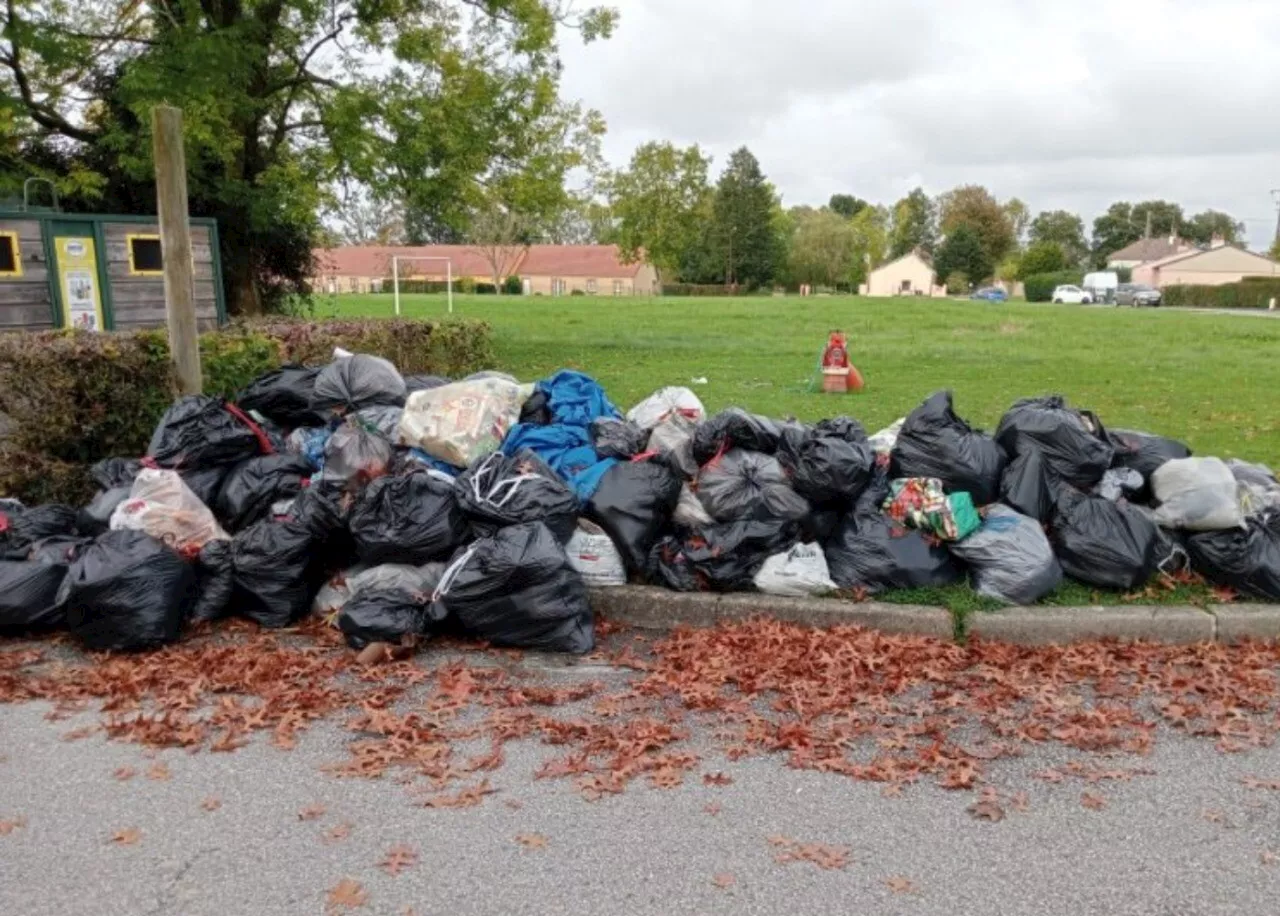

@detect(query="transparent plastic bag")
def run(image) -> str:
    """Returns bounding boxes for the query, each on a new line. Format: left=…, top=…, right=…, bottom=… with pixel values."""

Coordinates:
left=398, top=377, right=531, bottom=467
left=1150, top=457, right=1245, bottom=531
left=109, top=468, right=228, bottom=551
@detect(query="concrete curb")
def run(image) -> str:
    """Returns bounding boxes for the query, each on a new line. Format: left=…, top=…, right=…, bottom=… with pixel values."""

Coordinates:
left=587, top=587, right=1280, bottom=646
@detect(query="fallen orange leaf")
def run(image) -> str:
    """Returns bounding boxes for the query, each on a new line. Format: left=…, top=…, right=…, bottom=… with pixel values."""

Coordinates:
left=326, top=877, right=366, bottom=910
left=0, top=816, right=28, bottom=836
left=516, top=832, right=549, bottom=850
left=111, top=827, right=142, bottom=846
left=145, top=762, right=171, bottom=782
left=379, top=844, right=418, bottom=877
left=703, top=771, right=733, bottom=787
left=298, top=803, right=327, bottom=821
left=885, top=876, right=916, bottom=894
left=113, top=766, right=136, bottom=781
left=1081, top=792, right=1107, bottom=811
left=711, top=873, right=735, bottom=889
left=201, top=797, right=221, bottom=812
left=324, top=822, right=353, bottom=843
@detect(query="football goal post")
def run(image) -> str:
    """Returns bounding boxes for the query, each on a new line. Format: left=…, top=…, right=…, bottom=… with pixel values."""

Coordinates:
left=391, top=256, right=454, bottom=316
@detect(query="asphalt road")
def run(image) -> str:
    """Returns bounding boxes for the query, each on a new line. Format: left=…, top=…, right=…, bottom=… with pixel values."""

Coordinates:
left=4, top=640, right=1280, bottom=916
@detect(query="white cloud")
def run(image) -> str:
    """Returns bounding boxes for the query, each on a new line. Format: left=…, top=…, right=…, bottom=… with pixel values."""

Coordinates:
left=559, top=0, right=1280, bottom=243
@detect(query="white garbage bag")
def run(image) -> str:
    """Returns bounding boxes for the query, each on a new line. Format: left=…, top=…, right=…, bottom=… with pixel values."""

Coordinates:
left=673, top=483, right=714, bottom=529
left=566, top=522, right=626, bottom=587
left=397, top=377, right=531, bottom=467
left=753, top=543, right=837, bottom=597
left=1229, top=459, right=1280, bottom=517
left=1151, top=457, right=1245, bottom=531
left=109, top=468, right=228, bottom=551
left=648, top=414, right=700, bottom=479
left=868, top=418, right=905, bottom=456
left=627, top=387, right=706, bottom=431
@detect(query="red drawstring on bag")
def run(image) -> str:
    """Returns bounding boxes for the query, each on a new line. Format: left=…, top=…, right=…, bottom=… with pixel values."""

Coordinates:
left=224, top=402, right=276, bottom=456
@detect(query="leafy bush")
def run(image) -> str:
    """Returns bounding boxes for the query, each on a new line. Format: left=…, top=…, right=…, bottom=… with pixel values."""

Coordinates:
left=944, top=271, right=970, bottom=295
left=662, top=283, right=743, bottom=297
left=1017, top=241, right=1066, bottom=278
left=1024, top=270, right=1085, bottom=302
left=1115, top=266, right=1133, bottom=283
left=1161, top=280, right=1280, bottom=309
left=458, top=277, right=477, bottom=294
left=570, top=289, right=586, bottom=296
left=504, top=275, right=523, bottom=295
left=0, top=318, right=494, bottom=504
left=475, top=282, right=497, bottom=295
left=377, top=279, right=452, bottom=294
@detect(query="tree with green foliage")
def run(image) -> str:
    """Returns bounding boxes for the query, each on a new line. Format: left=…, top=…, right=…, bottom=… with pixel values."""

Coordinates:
left=785, top=207, right=855, bottom=288
left=1003, top=198, right=1030, bottom=248
left=1018, top=240, right=1067, bottom=278
left=1091, top=200, right=1186, bottom=264
left=828, top=193, right=868, bottom=220
left=937, top=184, right=1016, bottom=267
left=933, top=225, right=991, bottom=289
left=1270, top=237, right=1280, bottom=262
left=848, top=205, right=889, bottom=289
left=603, top=141, right=712, bottom=281
left=1028, top=210, right=1088, bottom=266
left=888, top=188, right=936, bottom=259
left=1184, top=210, right=1246, bottom=246
left=0, top=0, right=616, bottom=313
left=706, top=147, right=782, bottom=288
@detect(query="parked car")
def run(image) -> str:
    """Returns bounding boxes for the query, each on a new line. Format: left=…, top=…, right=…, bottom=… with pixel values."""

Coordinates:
left=1051, top=284, right=1093, bottom=304
left=1083, top=271, right=1119, bottom=304
left=970, top=287, right=1008, bottom=302
left=1115, top=283, right=1162, bottom=307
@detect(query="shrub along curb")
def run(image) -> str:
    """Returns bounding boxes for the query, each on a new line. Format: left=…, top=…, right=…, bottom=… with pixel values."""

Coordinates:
left=588, top=586, right=1280, bottom=646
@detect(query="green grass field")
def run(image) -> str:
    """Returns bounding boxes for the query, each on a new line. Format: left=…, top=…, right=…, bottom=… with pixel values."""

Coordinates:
left=329, top=293, right=1280, bottom=464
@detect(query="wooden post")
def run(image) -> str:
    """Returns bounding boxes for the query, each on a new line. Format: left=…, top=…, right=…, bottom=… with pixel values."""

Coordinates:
left=151, top=104, right=203, bottom=395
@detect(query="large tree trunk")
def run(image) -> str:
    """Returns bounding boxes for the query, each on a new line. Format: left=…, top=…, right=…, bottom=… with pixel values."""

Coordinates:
left=223, top=242, right=264, bottom=317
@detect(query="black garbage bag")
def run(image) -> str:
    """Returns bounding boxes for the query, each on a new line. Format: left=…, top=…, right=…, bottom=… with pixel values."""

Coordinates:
left=310, top=354, right=406, bottom=414
left=190, top=539, right=234, bottom=623
left=176, top=465, right=230, bottom=507
left=800, top=503, right=843, bottom=544
left=91, top=458, right=143, bottom=490
left=591, top=418, right=650, bottom=460
left=405, top=374, right=451, bottom=393
left=288, top=485, right=356, bottom=572
left=777, top=430, right=874, bottom=505
left=1109, top=429, right=1192, bottom=498
left=824, top=510, right=963, bottom=593
left=349, top=469, right=467, bottom=565
left=519, top=390, right=553, bottom=426
left=0, top=560, right=71, bottom=633
left=586, top=460, right=682, bottom=573
left=431, top=522, right=594, bottom=654
left=61, top=530, right=193, bottom=651
left=28, top=535, right=92, bottom=565
left=890, top=391, right=1006, bottom=505
left=814, top=416, right=869, bottom=443
left=949, top=505, right=1062, bottom=605
left=456, top=451, right=580, bottom=543
left=695, top=449, right=811, bottom=523
left=230, top=518, right=322, bottom=628
left=236, top=365, right=325, bottom=429
left=1186, top=513, right=1280, bottom=601
left=216, top=454, right=313, bottom=532
left=1050, top=487, right=1166, bottom=590
left=649, top=518, right=799, bottom=592
left=995, top=396, right=1114, bottom=490
left=338, top=588, right=441, bottom=650
left=147, top=395, right=268, bottom=469
left=691, top=409, right=784, bottom=465
left=0, top=504, right=80, bottom=560
left=999, top=450, right=1057, bottom=522
left=319, top=420, right=393, bottom=490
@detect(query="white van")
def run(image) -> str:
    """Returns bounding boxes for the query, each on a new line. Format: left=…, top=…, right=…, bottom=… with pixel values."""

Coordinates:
left=1082, top=271, right=1119, bottom=304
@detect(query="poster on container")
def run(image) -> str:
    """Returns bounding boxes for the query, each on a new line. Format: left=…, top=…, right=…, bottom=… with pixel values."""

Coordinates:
left=55, top=236, right=105, bottom=331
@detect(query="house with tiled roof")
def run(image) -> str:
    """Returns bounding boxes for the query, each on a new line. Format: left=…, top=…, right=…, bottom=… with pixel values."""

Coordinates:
left=311, top=244, right=660, bottom=296
left=1105, top=236, right=1195, bottom=270
left=1131, top=241, right=1280, bottom=288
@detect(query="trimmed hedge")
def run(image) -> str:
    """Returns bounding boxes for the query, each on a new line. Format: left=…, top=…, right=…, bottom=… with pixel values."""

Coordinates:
left=0, top=318, right=494, bottom=504
left=1161, top=279, right=1280, bottom=309
left=1024, top=270, right=1085, bottom=302
left=376, top=278, right=501, bottom=295
left=662, top=283, right=743, bottom=297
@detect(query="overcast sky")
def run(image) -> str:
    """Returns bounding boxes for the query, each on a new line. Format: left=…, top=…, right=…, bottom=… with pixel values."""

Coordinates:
left=558, top=0, right=1280, bottom=245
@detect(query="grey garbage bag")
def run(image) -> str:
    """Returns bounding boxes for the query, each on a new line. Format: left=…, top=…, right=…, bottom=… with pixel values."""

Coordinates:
left=311, top=354, right=406, bottom=414
left=320, top=420, right=393, bottom=490
left=1186, top=512, right=1280, bottom=601
left=1230, top=460, right=1280, bottom=517
left=695, top=449, right=810, bottom=523
left=823, top=510, right=962, bottom=593
left=1095, top=468, right=1144, bottom=503
left=1050, top=487, right=1168, bottom=590
left=999, top=450, right=1057, bottom=522
left=430, top=522, right=594, bottom=654
left=890, top=391, right=1006, bottom=505
left=61, top=530, right=193, bottom=651
left=691, top=409, right=784, bottom=465
left=353, top=405, right=404, bottom=440
left=994, top=395, right=1113, bottom=490
left=648, top=414, right=700, bottom=479
left=949, top=505, right=1062, bottom=605
left=1150, top=458, right=1244, bottom=531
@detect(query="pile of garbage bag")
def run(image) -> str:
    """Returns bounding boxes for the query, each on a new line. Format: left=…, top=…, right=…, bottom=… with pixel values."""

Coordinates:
left=4, top=346, right=1278, bottom=658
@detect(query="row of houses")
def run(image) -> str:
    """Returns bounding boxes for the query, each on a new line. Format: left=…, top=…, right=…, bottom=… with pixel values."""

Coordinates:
left=860, top=236, right=1280, bottom=298
left=312, top=244, right=661, bottom=296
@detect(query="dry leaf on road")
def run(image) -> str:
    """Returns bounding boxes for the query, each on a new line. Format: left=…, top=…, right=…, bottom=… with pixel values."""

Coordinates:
left=703, top=802, right=722, bottom=816
left=201, top=797, right=222, bottom=812
left=712, top=873, right=735, bottom=889
left=1242, top=776, right=1280, bottom=791
left=145, top=762, right=171, bottom=782
left=1262, top=850, right=1279, bottom=866
left=113, top=766, right=136, bottom=781
left=379, top=844, right=419, bottom=877
left=1081, top=792, right=1107, bottom=811
left=1009, top=791, right=1030, bottom=812
left=703, top=772, right=733, bottom=787
left=516, top=833, right=549, bottom=850
left=968, top=799, right=1005, bottom=822
left=326, top=877, right=366, bottom=910
left=771, top=837, right=850, bottom=870
left=885, top=876, right=916, bottom=894
left=111, top=827, right=142, bottom=846
left=0, top=817, right=28, bottom=836
left=324, top=822, right=353, bottom=843
left=298, top=803, right=327, bottom=821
